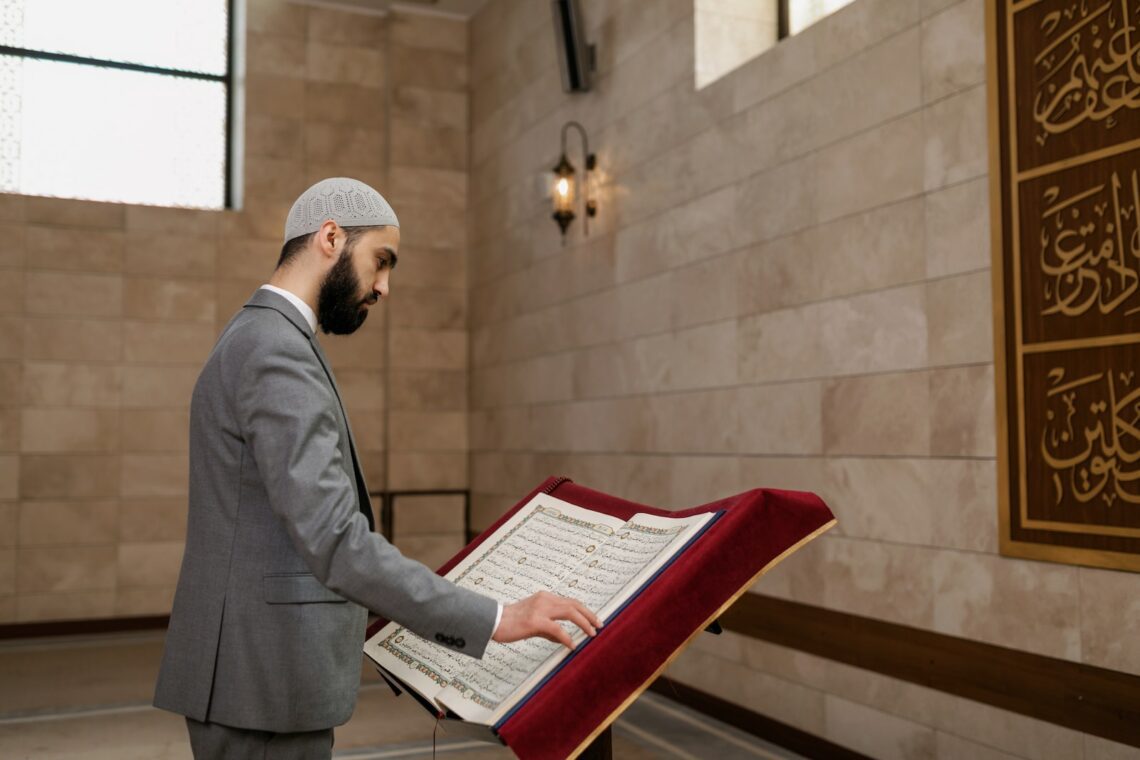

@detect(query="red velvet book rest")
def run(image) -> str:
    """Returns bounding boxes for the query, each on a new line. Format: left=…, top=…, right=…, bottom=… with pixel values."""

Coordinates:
left=365, top=476, right=835, bottom=760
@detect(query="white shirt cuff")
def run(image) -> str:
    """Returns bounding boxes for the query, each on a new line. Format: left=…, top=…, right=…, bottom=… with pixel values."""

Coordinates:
left=491, top=602, right=503, bottom=637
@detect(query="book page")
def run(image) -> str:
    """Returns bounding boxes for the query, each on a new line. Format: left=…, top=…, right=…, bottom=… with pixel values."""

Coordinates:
left=437, top=508, right=715, bottom=724
left=363, top=494, right=625, bottom=710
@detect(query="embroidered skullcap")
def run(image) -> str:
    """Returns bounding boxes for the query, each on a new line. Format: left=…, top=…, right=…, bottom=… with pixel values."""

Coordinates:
left=283, top=177, right=399, bottom=242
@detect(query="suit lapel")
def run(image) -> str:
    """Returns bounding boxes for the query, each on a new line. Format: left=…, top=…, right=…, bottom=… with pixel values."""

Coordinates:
left=243, top=289, right=375, bottom=531
left=308, top=336, right=376, bottom=532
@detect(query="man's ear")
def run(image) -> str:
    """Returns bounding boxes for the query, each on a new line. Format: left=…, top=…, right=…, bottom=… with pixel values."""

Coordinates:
left=316, top=220, right=340, bottom=261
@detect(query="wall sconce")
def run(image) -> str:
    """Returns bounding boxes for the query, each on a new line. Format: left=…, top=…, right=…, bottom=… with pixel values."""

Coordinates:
left=552, top=120, right=596, bottom=238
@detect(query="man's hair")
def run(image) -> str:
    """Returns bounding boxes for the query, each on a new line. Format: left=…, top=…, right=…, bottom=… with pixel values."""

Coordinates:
left=276, top=225, right=385, bottom=269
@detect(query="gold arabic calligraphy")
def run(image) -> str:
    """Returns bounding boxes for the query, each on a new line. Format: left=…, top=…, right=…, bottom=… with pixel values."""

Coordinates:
left=1033, top=0, right=1140, bottom=144
left=1042, top=365, right=1140, bottom=506
left=1038, top=169, right=1140, bottom=317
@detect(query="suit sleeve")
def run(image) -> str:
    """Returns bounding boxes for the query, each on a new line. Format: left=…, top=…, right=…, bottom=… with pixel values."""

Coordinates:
left=231, top=328, right=498, bottom=658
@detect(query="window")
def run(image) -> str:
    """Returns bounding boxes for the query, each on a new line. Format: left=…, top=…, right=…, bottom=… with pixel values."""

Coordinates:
left=0, top=0, right=235, bottom=209
left=695, top=0, right=858, bottom=90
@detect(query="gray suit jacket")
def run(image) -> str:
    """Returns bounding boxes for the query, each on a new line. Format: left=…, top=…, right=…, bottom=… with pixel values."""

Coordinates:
left=154, top=288, right=496, bottom=732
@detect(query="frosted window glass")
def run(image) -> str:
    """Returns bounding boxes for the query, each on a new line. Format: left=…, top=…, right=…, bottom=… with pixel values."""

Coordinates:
left=789, top=0, right=857, bottom=35
left=0, top=57, right=226, bottom=208
left=1, top=0, right=228, bottom=75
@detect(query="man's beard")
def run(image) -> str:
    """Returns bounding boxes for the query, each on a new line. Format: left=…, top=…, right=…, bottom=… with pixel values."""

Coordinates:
left=317, top=251, right=373, bottom=335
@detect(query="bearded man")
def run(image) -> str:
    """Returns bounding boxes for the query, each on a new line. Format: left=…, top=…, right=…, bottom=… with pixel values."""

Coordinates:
left=154, top=178, right=598, bottom=759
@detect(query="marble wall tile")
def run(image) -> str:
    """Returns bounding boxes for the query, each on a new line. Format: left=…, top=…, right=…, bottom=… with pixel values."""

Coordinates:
left=924, top=176, right=990, bottom=278
left=0, top=361, right=17, bottom=405
left=16, top=590, right=114, bottom=622
left=823, top=371, right=931, bottom=456
left=387, top=451, right=467, bottom=491
left=0, top=408, right=16, bottom=451
left=16, top=545, right=116, bottom=593
left=815, top=112, right=925, bottom=223
left=20, top=455, right=118, bottom=499
left=388, top=370, right=466, bottom=411
left=123, top=277, right=216, bottom=323
left=0, top=316, right=20, bottom=360
left=247, top=73, right=307, bottom=121
left=738, top=196, right=926, bottom=317
left=115, top=585, right=176, bottom=616
left=25, top=271, right=122, bottom=318
left=932, top=550, right=1081, bottom=660
left=246, top=115, right=305, bottom=159
left=819, top=536, right=936, bottom=628
left=247, top=32, right=307, bottom=79
left=122, top=322, right=215, bottom=365
left=392, top=494, right=465, bottom=536
left=25, top=226, right=125, bottom=272
left=304, top=123, right=385, bottom=168
left=23, top=318, right=122, bottom=363
left=307, top=5, right=386, bottom=46
left=118, top=498, right=187, bottom=543
left=824, top=695, right=937, bottom=760
left=929, top=364, right=995, bottom=457
left=246, top=0, right=305, bottom=37
left=388, top=411, right=467, bottom=451
left=21, top=409, right=119, bottom=453
left=389, top=12, right=466, bottom=54
left=121, top=409, right=190, bottom=452
left=667, top=455, right=742, bottom=508
left=0, top=221, right=24, bottom=268
left=809, top=27, right=922, bottom=150
left=0, top=271, right=22, bottom=315
left=306, top=42, right=384, bottom=88
left=737, top=381, right=824, bottom=455
left=126, top=205, right=218, bottom=238
left=648, top=388, right=739, bottom=454
left=822, top=458, right=935, bottom=546
left=0, top=548, right=13, bottom=594
left=387, top=46, right=467, bottom=92
left=389, top=329, right=467, bottom=371
left=244, top=157, right=308, bottom=205
left=24, top=196, right=125, bottom=229
left=304, top=81, right=385, bottom=125
left=731, top=20, right=817, bottom=112
left=120, top=454, right=188, bottom=498
left=117, top=541, right=184, bottom=588
left=813, top=0, right=920, bottom=70
left=391, top=247, right=465, bottom=291
left=1078, top=567, right=1140, bottom=677
left=18, top=500, right=117, bottom=546
left=738, top=284, right=928, bottom=383
left=1083, top=735, right=1140, bottom=760
left=121, top=366, right=198, bottom=408
left=126, top=232, right=217, bottom=279
left=928, top=458, right=998, bottom=553
left=667, top=647, right=827, bottom=735
left=392, top=85, right=467, bottom=130
left=926, top=270, right=993, bottom=366
left=921, top=0, right=985, bottom=103
left=924, top=84, right=988, bottom=191
left=0, top=503, right=13, bottom=547
left=0, top=455, right=16, bottom=500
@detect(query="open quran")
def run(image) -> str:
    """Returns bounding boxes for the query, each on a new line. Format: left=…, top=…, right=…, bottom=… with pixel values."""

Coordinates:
left=363, top=490, right=719, bottom=726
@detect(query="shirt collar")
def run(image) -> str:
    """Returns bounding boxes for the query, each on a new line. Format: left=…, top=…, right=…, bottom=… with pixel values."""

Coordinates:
left=259, top=284, right=317, bottom=334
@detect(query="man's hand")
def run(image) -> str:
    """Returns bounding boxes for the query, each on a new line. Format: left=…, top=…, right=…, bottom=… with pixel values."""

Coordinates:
left=492, top=591, right=602, bottom=649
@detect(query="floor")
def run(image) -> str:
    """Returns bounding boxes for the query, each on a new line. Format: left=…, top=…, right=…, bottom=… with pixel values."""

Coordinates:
left=0, top=631, right=803, bottom=759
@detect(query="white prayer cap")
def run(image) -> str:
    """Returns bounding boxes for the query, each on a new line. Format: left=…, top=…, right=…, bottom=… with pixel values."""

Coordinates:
left=284, top=177, right=399, bottom=242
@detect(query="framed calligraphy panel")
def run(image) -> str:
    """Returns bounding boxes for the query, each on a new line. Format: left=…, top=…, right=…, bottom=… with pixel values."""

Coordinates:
left=989, top=0, right=1140, bottom=571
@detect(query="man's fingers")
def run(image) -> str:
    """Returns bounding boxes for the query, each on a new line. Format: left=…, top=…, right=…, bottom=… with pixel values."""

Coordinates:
left=560, top=607, right=597, bottom=637
left=539, top=620, right=574, bottom=649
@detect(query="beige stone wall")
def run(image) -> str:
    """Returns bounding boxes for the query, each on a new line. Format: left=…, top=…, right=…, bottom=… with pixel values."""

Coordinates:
left=467, top=0, right=1139, bottom=756
left=0, top=0, right=468, bottom=623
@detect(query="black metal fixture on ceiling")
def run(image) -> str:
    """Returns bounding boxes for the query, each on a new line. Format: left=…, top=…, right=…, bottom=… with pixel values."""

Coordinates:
left=552, top=120, right=596, bottom=238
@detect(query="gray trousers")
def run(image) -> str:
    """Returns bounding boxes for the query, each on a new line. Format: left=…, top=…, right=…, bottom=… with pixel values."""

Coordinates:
left=185, top=717, right=334, bottom=760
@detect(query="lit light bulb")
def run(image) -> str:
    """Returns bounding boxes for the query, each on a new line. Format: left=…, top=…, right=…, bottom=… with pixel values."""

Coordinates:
left=556, top=177, right=569, bottom=197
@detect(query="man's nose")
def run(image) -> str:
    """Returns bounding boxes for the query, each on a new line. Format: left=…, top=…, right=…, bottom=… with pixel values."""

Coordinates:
left=373, top=274, right=389, bottom=300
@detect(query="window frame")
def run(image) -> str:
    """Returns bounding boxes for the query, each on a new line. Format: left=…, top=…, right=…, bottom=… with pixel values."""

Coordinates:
left=0, top=0, right=237, bottom=209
